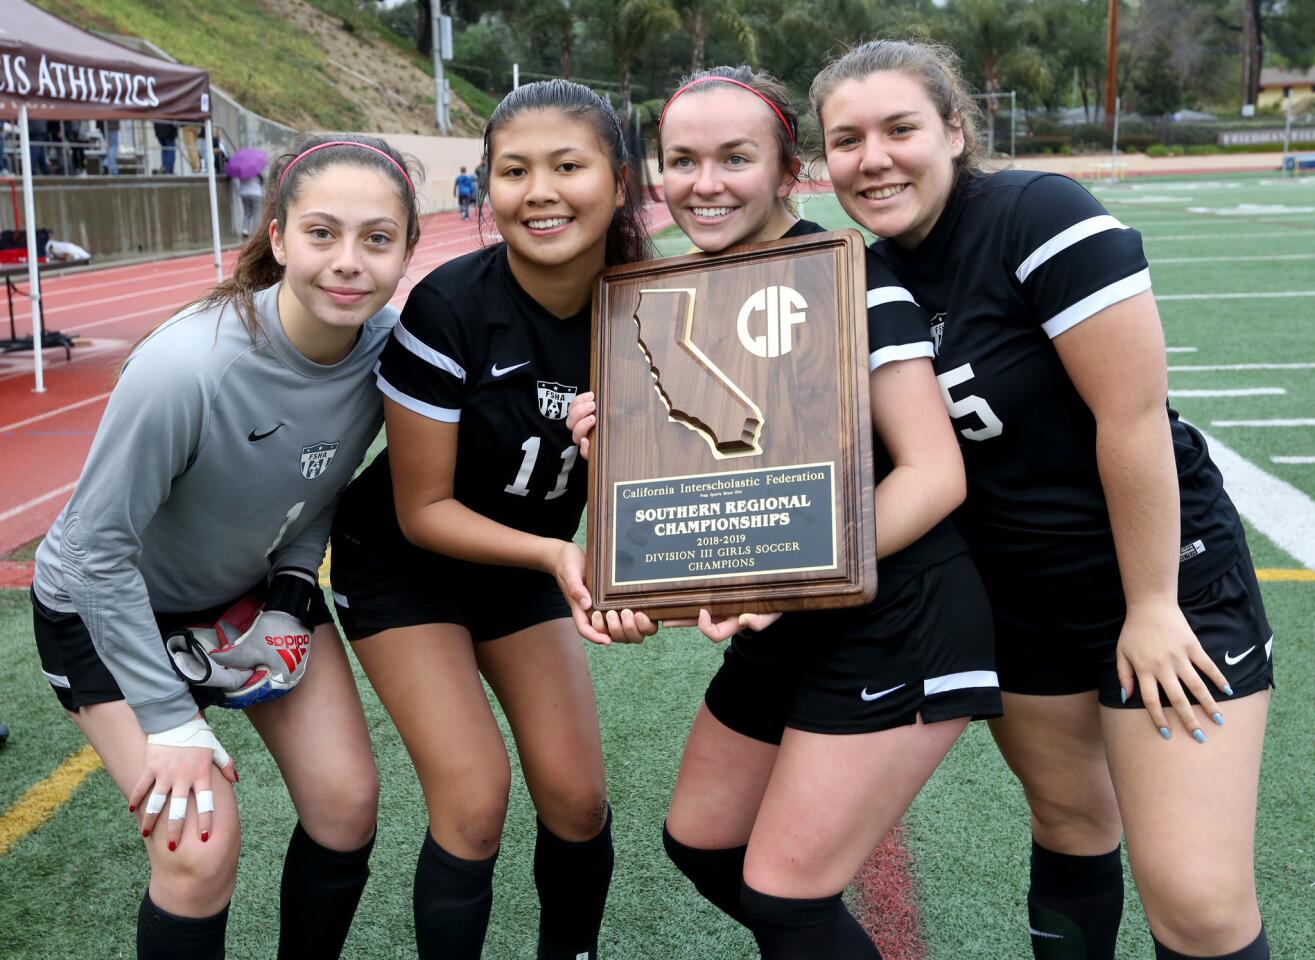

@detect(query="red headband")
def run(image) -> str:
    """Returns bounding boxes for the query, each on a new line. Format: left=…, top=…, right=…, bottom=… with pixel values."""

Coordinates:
left=659, top=76, right=797, bottom=144
left=277, top=140, right=415, bottom=195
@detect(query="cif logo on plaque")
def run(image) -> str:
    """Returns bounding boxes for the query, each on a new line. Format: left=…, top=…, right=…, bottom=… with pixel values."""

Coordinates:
left=633, top=284, right=807, bottom=460
left=737, top=285, right=807, bottom=358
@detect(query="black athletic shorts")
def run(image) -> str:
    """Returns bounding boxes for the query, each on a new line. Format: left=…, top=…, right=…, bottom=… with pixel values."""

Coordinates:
left=31, top=585, right=333, bottom=713
left=704, top=553, right=1001, bottom=743
left=989, top=545, right=1274, bottom=708
left=329, top=525, right=570, bottom=643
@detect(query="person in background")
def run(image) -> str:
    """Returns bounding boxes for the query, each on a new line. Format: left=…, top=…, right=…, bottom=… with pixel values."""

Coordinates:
left=237, top=174, right=264, bottom=238
left=154, top=122, right=177, bottom=175
left=100, top=120, right=120, bottom=176
left=182, top=125, right=202, bottom=173
left=454, top=165, right=476, bottom=220
left=28, top=119, right=50, bottom=175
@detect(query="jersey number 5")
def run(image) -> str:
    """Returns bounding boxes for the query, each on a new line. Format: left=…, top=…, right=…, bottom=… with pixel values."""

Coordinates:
left=936, top=363, right=1004, bottom=441
left=505, top=436, right=579, bottom=500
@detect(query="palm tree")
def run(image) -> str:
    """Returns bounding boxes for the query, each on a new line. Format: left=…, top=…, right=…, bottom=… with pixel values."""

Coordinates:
left=591, top=0, right=681, bottom=120
left=675, top=0, right=757, bottom=73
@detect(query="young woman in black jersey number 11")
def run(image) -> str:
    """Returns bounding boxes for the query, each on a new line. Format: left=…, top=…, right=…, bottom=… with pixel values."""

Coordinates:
left=571, top=66, right=999, bottom=958
left=30, top=135, right=420, bottom=959
left=816, top=40, right=1274, bottom=960
left=328, top=80, right=653, bottom=960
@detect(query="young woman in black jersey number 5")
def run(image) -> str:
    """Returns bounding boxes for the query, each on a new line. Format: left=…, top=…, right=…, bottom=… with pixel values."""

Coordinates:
left=329, top=81, right=652, bottom=960
left=815, top=40, right=1274, bottom=960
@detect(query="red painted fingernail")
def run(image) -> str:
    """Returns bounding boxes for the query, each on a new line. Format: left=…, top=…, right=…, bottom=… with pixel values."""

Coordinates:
left=142, top=828, right=150, bottom=838
left=168, top=841, right=177, bottom=851
left=233, top=769, right=240, bottom=782
left=201, top=832, right=209, bottom=842
left=128, top=803, right=136, bottom=812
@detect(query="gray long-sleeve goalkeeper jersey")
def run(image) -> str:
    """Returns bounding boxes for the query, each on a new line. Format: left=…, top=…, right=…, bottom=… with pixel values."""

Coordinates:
left=33, top=283, right=397, bottom=733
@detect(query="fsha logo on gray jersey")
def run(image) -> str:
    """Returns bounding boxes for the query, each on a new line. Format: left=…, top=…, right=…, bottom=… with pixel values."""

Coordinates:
left=929, top=313, right=946, bottom=356
left=537, top=381, right=578, bottom=421
left=300, top=442, right=340, bottom=479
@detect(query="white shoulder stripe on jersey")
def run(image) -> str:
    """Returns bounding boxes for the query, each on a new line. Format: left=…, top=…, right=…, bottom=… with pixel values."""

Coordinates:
left=376, top=370, right=462, bottom=423
left=394, top=323, right=466, bottom=381
left=870, top=341, right=935, bottom=371
left=1041, top=269, right=1152, bottom=339
left=867, top=285, right=919, bottom=309
left=923, top=670, right=999, bottom=696
left=1015, top=215, right=1127, bottom=284
left=42, top=669, right=71, bottom=689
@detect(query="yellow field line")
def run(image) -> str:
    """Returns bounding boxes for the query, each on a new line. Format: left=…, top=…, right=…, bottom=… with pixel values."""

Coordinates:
left=0, top=743, right=102, bottom=857
left=1255, top=568, right=1315, bottom=582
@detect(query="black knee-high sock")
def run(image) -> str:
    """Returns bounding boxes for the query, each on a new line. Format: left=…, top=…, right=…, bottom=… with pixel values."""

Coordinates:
left=414, top=831, right=498, bottom=960
left=740, top=883, right=883, bottom=959
left=1027, top=841, right=1123, bottom=960
left=533, top=807, right=615, bottom=960
left=137, top=891, right=228, bottom=960
left=662, top=822, right=749, bottom=925
left=278, top=821, right=375, bottom=959
left=1153, top=927, right=1269, bottom=960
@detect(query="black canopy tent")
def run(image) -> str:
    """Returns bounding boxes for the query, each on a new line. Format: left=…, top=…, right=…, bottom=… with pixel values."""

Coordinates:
left=0, top=0, right=221, bottom=390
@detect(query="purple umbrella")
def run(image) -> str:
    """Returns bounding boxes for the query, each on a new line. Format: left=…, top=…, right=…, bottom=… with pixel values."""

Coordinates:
left=226, top=148, right=268, bottom=180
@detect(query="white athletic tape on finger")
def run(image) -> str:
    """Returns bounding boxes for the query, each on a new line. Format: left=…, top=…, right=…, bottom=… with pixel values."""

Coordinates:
left=169, top=797, right=188, bottom=821
left=145, top=793, right=167, bottom=816
left=196, top=790, right=215, bottom=814
left=145, top=717, right=232, bottom=771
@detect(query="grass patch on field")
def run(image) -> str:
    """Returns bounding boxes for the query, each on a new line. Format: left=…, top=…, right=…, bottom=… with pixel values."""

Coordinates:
left=2, top=174, right=1313, bottom=958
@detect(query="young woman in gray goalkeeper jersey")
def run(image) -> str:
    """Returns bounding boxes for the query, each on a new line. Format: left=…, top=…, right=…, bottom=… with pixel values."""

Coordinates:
left=29, top=136, right=419, bottom=960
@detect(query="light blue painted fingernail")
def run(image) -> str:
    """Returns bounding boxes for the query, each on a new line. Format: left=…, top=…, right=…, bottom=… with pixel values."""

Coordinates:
left=1223, top=684, right=1235, bottom=697
left=1119, top=686, right=1127, bottom=704
left=1159, top=727, right=1172, bottom=740
left=1212, top=712, right=1225, bottom=726
left=1192, top=728, right=1206, bottom=744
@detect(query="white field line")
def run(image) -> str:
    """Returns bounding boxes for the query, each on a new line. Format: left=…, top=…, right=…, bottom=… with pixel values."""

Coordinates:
left=1168, top=388, right=1285, bottom=398
left=1157, top=291, right=1315, bottom=301
left=1150, top=253, right=1315, bottom=265
left=1210, top=418, right=1315, bottom=427
left=1165, top=347, right=1197, bottom=353
left=0, top=482, right=77, bottom=523
left=0, top=393, right=112, bottom=433
left=1199, top=430, right=1315, bottom=568
left=1168, top=363, right=1315, bottom=372
left=1272, top=456, right=1315, bottom=464
left=1142, top=229, right=1315, bottom=242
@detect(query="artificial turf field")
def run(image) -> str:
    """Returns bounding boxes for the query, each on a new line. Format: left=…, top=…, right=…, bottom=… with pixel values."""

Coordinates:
left=1, top=172, right=1312, bottom=959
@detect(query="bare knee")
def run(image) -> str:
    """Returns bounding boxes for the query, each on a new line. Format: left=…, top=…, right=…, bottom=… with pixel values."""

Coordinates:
left=149, top=832, right=240, bottom=916
left=1026, top=788, right=1122, bottom=853
left=430, top=774, right=512, bottom=859
left=299, top=771, right=380, bottom=851
left=1144, top=886, right=1260, bottom=955
left=535, top=781, right=609, bottom=842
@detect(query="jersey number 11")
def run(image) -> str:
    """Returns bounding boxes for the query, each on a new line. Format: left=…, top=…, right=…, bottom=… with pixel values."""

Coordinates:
left=504, top=436, right=579, bottom=500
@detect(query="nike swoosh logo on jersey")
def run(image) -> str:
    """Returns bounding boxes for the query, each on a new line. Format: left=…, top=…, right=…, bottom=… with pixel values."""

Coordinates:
left=1224, top=645, right=1256, bottom=666
left=860, top=683, right=906, bottom=702
left=247, top=423, right=284, bottom=442
left=491, top=361, right=531, bottom=377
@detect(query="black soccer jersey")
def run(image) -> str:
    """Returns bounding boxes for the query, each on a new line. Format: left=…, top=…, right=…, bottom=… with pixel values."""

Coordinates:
left=790, top=218, right=966, bottom=593
left=370, top=244, right=590, bottom=542
left=876, top=170, right=1241, bottom=593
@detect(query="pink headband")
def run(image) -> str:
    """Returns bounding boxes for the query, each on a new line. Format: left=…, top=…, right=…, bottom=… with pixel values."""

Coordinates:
left=659, top=77, right=797, bottom=144
left=277, top=141, right=415, bottom=195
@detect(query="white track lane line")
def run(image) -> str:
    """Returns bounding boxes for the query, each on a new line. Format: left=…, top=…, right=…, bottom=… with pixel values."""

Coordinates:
left=1168, top=388, right=1285, bottom=398
left=1151, top=253, right=1315, bottom=265
left=1169, top=363, right=1315, bottom=372
left=1272, top=456, right=1315, bottom=464
left=0, top=393, right=113, bottom=433
left=1199, top=430, right=1315, bottom=568
left=0, top=482, right=77, bottom=523
left=1165, top=347, right=1197, bottom=353
left=1210, top=419, right=1315, bottom=427
left=1158, top=291, right=1315, bottom=301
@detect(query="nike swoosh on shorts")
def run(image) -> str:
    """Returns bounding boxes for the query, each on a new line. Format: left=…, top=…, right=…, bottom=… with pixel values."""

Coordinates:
left=860, top=683, right=906, bottom=702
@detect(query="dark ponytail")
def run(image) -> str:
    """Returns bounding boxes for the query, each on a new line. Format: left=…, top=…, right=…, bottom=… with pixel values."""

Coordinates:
left=478, top=79, right=653, bottom=266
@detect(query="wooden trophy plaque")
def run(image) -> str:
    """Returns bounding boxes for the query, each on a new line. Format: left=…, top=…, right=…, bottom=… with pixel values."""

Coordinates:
left=585, top=229, right=876, bottom=620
